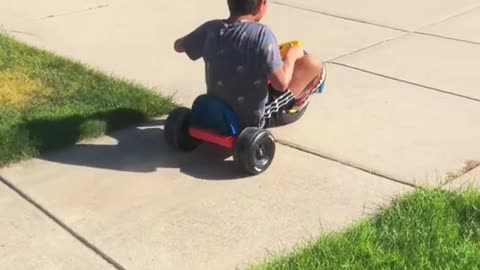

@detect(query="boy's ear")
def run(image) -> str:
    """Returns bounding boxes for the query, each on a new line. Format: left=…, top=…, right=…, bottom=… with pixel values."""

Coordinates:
left=255, top=0, right=268, bottom=16
left=255, top=0, right=264, bottom=11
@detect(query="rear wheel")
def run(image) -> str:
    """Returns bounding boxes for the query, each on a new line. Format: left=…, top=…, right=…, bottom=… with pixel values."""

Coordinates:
left=164, top=107, right=200, bottom=151
left=233, top=127, right=276, bottom=175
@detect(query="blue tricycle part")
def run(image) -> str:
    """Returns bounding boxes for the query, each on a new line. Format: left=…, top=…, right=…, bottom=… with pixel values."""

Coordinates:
left=190, top=95, right=241, bottom=137
left=317, top=81, right=326, bottom=94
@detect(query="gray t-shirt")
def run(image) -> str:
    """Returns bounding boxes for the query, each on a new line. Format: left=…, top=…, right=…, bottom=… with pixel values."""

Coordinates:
left=182, top=20, right=283, bottom=127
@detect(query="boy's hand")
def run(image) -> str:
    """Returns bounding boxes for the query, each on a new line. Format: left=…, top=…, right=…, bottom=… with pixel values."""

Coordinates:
left=268, top=45, right=304, bottom=92
left=174, top=37, right=185, bottom=53
left=285, top=45, right=304, bottom=61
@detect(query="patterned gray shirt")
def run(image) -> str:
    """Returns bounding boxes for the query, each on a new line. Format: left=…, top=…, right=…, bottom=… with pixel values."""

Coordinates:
left=182, top=20, right=283, bottom=127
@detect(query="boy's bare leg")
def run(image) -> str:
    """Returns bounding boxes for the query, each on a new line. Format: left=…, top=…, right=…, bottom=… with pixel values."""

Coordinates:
left=288, top=54, right=324, bottom=98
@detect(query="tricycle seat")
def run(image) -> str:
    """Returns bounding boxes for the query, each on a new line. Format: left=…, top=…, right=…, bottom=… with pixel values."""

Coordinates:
left=190, top=94, right=241, bottom=137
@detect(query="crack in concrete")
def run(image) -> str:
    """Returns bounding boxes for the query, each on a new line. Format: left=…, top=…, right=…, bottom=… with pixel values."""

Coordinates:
left=39, top=4, right=110, bottom=20
left=0, top=175, right=127, bottom=270
left=2, top=3, right=111, bottom=28
left=4, top=29, right=38, bottom=37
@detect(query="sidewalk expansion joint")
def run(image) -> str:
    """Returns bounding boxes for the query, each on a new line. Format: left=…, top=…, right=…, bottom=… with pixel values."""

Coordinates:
left=413, top=31, right=480, bottom=45
left=270, top=0, right=408, bottom=32
left=416, top=4, right=480, bottom=30
left=327, top=33, right=408, bottom=63
left=327, top=62, right=480, bottom=104
left=276, top=139, right=417, bottom=189
left=0, top=175, right=127, bottom=270
left=271, top=1, right=480, bottom=46
left=441, top=161, right=480, bottom=188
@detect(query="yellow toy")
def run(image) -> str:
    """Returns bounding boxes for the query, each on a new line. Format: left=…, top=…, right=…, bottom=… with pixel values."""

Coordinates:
left=279, top=40, right=303, bottom=58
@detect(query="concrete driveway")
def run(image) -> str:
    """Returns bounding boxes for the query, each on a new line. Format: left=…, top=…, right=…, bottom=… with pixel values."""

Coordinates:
left=1, top=0, right=479, bottom=269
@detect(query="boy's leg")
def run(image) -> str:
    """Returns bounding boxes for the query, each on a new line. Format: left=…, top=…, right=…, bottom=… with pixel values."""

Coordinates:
left=263, top=54, right=324, bottom=128
left=288, top=54, right=324, bottom=98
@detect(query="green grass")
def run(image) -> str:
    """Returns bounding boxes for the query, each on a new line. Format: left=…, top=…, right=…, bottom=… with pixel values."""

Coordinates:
left=250, top=188, right=480, bottom=270
left=0, top=33, right=174, bottom=166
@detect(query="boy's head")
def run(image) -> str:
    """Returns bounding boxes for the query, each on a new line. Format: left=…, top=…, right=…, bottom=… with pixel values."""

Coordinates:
left=227, top=0, right=268, bottom=21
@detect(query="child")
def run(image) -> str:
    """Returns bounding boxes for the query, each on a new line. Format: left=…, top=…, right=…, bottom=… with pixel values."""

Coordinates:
left=174, top=0, right=324, bottom=129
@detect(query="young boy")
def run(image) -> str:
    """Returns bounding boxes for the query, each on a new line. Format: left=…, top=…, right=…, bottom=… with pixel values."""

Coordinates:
left=174, top=0, right=324, bottom=129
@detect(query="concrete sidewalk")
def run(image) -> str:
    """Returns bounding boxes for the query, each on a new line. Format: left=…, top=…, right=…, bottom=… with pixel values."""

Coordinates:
left=1, top=0, right=480, bottom=269
left=0, top=182, right=116, bottom=270
left=0, top=121, right=410, bottom=270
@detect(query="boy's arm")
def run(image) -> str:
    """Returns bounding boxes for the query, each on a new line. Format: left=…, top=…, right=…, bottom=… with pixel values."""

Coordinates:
left=260, top=28, right=303, bottom=91
left=268, top=48, right=303, bottom=92
left=174, top=21, right=211, bottom=60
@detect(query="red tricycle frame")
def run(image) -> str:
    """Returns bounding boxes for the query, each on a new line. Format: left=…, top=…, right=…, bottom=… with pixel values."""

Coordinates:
left=189, top=128, right=237, bottom=149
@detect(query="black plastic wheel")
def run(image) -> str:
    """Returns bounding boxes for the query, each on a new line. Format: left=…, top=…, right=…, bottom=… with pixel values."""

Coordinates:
left=164, top=107, right=200, bottom=151
left=233, top=127, right=276, bottom=175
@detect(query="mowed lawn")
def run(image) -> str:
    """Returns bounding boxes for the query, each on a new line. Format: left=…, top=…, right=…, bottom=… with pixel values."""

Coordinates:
left=250, top=188, right=480, bottom=270
left=0, top=33, right=174, bottom=166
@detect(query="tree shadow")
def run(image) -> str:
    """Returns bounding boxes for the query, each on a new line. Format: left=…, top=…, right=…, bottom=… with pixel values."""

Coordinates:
left=29, top=112, right=248, bottom=181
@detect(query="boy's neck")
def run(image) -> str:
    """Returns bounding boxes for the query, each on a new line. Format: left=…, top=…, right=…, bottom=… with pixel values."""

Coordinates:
left=226, top=14, right=257, bottom=23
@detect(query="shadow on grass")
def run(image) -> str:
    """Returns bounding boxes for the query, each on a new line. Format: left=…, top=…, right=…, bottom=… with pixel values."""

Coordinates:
left=26, top=109, right=247, bottom=181
left=24, top=108, right=148, bottom=153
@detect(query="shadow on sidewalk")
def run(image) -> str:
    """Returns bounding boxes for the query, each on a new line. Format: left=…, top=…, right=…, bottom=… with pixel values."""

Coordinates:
left=37, top=119, right=248, bottom=181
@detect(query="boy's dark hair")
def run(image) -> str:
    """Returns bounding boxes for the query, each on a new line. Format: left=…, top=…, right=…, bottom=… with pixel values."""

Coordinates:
left=227, top=0, right=262, bottom=16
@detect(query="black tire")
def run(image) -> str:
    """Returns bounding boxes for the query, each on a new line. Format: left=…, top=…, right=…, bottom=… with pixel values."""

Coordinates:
left=233, top=127, right=276, bottom=175
left=164, top=107, right=200, bottom=151
left=274, top=101, right=310, bottom=126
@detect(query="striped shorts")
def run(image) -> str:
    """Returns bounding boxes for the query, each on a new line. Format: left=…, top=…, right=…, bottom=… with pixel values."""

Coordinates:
left=261, top=65, right=327, bottom=128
